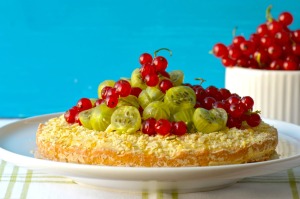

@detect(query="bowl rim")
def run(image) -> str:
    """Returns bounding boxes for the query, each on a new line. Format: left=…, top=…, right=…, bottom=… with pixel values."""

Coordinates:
left=226, top=66, right=300, bottom=74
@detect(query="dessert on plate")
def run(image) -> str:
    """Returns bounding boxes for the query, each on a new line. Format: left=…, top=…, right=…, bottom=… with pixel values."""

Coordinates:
left=36, top=48, right=278, bottom=167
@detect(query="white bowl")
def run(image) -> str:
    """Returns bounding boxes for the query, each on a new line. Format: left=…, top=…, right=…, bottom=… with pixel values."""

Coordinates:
left=225, top=67, right=300, bottom=125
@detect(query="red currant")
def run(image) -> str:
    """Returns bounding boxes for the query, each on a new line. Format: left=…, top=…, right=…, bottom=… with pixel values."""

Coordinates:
left=267, top=20, right=283, bottom=35
left=139, top=53, right=153, bottom=65
left=75, top=112, right=82, bottom=125
left=76, top=98, right=93, bottom=111
left=219, top=88, right=231, bottom=100
left=95, top=99, right=104, bottom=106
left=212, top=101, right=226, bottom=109
left=222, top=56, right=236, bottom=67
left=292, top=30, right=300, bottom=43
left=226, top=95, right=240, bottom=104
left=153, top=56, right=168, bottom=72
left=130, top=87, right=142, bottom=97
left=274, top=31, right=290, bottom=45
left=171, top=121, right=187, bottom=136
left=195, top=86, right=208, bottom=102
left=140, top=63, right=156, bottom=79
left=257, top=24, right=269, bottom=37
left=202, top=97, right=216, bottom=110
left=114, top=79, right=131, bottom=97
left=269, top=60, right=283, bottom=70
left=292, top=44, right=300, bottom=56
left=142, top=118, right=157, bottom=136
left=228, top=46, right=242, bottom=60
left=246, top=113, right=261, bottom=127
left=105, top=95, right=118, bottom=108
left=155, top=119, right=172, bottom=136
left=101, top=86, right=112, bottom=99
left=253, top=50, right=270, bottom=67
left=260, top=36, right=274, bottom=48
left=159, top=79, right=173, bottom=93
left=205, top=86, right=219, bottom=97
left=249, top=33, right=260, bottom=48
left=267, top=44, right=283, bottom=59
left=227, top=116, right=242, bottom=129
left=232, top=36, right=246, bottom=47
left=212, top=43, right=228, bottom=58
left=240, top=41, right=255, bottom=56
left=241, top=96, right=254, bottom=110
left=64, top=106, right=79, bottom=123
left=144, top=74, right=159, bottom=87
left=278, top=12, right=293, bottom=26
left=159, top=70, right=170, bottom=78
left=228, top=103, right=245, bottom=118
left=282, top=60, right=298, bottom=70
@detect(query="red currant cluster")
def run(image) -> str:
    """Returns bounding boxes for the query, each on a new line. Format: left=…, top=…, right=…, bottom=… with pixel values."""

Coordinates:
left=64, top=98, right=94, bottom=124
left=139, top=48, right=174, bottom=93
left=142, top=118, right=187, bottom=136
left=99, top=79, right=133, bottom=108
left=213, top=6, right=300, bottom=70
left=189, top=83, right=261, bottom=128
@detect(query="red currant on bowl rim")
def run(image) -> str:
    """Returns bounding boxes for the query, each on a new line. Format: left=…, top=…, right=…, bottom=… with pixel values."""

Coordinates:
left=232, top=36, right=246, bottom=47
left=282, top=60, right=298, bottom=70
left=212, top=43, right=228, bottom=58
left=278, top=12, right=293, bottom=26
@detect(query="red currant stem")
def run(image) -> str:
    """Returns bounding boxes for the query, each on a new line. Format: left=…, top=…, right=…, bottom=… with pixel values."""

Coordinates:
left=154, top=48, right=172, bottom=57
left=255, top=52, right=262, bottom=67
left=266, top=5, right=273, bottom=22
left=232, top=26, right=238, bottom=38
left=166, top=135, right=176, bottom=140
left=245, top=110, right=261, bottom=115
left=253, top=110, right=261, bottom=114
left=195, top=78, right=206, bottom=86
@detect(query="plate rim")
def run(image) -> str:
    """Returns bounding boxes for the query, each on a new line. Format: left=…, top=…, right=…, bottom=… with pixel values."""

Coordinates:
left=1, top=113, right=300, bottom=181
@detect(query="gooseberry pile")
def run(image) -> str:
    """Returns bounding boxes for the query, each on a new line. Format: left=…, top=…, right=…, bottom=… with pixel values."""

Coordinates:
left=64, top=48, right=261, bottom=137
left=213, top=6, right=300, bottom=70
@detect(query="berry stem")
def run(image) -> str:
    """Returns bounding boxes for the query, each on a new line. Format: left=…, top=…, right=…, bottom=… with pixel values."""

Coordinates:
left=255, top=52, right=262, bottom=67
left=266, top=5, right=273, bottom=22
left=195, top=78, right=206, bottom=86
left=232, top=26, right=238, bottom=38
left=154, top=48, right=172, bottom=57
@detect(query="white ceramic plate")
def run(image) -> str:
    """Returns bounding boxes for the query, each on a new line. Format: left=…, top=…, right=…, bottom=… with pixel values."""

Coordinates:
left=1, top=113, right=300, bottom=193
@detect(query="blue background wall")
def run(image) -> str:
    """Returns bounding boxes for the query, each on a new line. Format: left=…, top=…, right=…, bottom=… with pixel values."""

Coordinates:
left=1, top=0, right=300, bottom=118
